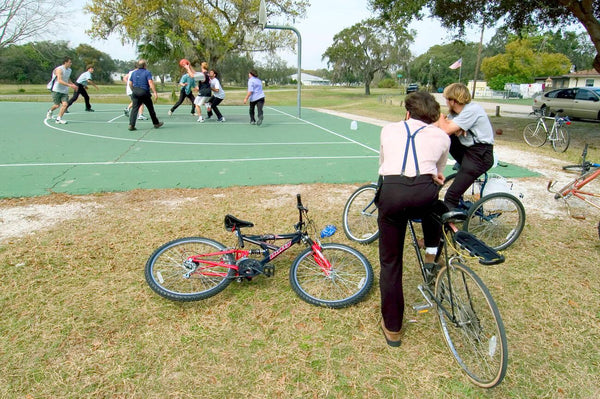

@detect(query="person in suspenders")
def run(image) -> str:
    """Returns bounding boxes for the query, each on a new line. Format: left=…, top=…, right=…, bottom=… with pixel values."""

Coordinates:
left=376, top=92, right=451, bottom=347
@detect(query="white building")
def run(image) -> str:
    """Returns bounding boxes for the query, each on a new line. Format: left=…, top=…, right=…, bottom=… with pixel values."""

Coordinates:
left=290, top=73, right=330, bottom=86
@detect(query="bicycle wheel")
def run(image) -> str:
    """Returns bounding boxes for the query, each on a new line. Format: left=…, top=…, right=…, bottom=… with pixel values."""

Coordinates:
left=145, top=237, right=235, bottom=302
left=465, top=192, right=525, bottom=251
left=289, top=243, right=374, bottom=308
left=562, top=164, right=587, bottom=174
left=522, top=123, right=547, bottom=147
left=551, top=127, right=570, bottom=152
left=342, top=184, right=379, bottom=244
left=434, top=261, right=508, bottom=388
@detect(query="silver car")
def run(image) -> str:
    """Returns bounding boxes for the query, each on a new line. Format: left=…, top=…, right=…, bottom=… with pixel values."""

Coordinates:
left=532, top=87, right=600, bottom=121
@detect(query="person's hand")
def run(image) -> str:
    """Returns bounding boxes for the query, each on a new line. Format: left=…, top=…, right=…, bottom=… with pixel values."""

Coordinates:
left=433, top=173, right=445, bottom=186
left=243, top=98, right=248, bottom=104
left=456, top=129, right=467, bottom=137
left=153, top=92, right=158, bottom=101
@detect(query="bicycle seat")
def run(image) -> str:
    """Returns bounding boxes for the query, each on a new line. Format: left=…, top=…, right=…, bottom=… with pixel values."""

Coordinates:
left=224, top=214, right=254, bottom=230
left=441, top=211, right=467, bottom=224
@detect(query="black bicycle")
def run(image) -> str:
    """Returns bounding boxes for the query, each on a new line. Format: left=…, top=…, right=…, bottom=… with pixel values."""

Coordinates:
left=343, top=172, right=525, bottom=251
left=408, top=209, right=508, bottom=388
left=145, top=194, right=374, bottom=308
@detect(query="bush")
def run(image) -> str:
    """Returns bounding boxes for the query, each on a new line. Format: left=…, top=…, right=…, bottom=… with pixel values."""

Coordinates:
left=377, top=78, right=398, bottom=89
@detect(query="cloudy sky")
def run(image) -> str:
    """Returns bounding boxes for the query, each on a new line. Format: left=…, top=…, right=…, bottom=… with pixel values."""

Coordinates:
left=60, top=0, right=494, bottom=68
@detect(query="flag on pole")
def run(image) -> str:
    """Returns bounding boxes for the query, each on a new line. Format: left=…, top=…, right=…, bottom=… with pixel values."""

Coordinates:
left=449, top=58, right=462, bottom=70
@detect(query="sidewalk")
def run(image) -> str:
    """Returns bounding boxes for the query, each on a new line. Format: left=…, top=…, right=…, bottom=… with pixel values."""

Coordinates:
left=431, top=93, right=532, bottom=117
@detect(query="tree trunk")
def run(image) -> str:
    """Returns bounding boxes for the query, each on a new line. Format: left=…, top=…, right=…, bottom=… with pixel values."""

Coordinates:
left=560, top=0, right=600, bottom=73
left=364, top=81, right=371, bottom=95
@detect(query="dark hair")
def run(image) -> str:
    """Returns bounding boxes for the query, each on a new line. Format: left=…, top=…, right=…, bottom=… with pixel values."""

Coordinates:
left=210, top=69, right=219, bottom=77
left=62, top=56, right=72, bottom=63
left=249, top=69, right=258, bottom=77
left=86, top=65, right=94, bottom=70
left=405, top=92, right=440, bottom=124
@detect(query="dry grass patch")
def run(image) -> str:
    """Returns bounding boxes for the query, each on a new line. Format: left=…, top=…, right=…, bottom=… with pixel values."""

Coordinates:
left=1, top=184, right=600, bottom=398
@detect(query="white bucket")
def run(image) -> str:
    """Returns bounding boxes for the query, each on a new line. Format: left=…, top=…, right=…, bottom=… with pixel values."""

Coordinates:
left=350, top=120, right=358, bottom=130
left=481, top=174, right=511, bottom=197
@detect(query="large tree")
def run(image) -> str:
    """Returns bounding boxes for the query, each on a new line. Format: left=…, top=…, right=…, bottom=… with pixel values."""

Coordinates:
left=85, top=0, right=308, bottom=67
left=0, top=0, right=60, bottom=48
left=370, top=0, right=600, bottom=73
left=323, top=18, right=414, bottom=95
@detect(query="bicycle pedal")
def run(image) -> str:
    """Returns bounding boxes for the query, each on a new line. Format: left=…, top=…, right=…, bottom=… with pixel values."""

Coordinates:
left=264, top=264, right=275, bottom=277
left=413, top=302, right=432, bottom=314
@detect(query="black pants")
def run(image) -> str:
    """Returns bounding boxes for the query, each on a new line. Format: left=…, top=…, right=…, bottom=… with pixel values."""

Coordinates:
left=443, top=137, right=494, bottom=209
left=67, top=83, right=91, bottom=109
left=170, top=88, right=195, bottom=114
left=207, top=96, right=223, bottom=119
left=249, top=97, right=265, bottom=122
left=377, top=175, right=446, bottom=333
left=130, top=87, right=160, bottom=126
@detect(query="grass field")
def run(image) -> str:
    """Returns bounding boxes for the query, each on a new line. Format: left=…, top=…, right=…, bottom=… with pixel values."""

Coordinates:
left=1, top=86, right=600, bottom=398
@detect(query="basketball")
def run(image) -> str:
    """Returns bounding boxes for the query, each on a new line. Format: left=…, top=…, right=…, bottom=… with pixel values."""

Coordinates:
left=179, top=59, right=190, bottom=67
left=193, top=72, right=205, bottom=82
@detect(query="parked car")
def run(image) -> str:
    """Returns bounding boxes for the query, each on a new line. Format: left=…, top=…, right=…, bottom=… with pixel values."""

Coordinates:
left=532, top=87, right=600, bottom=121
left=406, top=83, right=419, bottom=94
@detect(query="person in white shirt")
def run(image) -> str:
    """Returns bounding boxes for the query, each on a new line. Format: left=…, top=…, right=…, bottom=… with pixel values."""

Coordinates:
left=206, top=69, right=226, bottom=122
left=46, top=56, right=78, bottom=124
left=243, top=69, right=265, bottom=125
left=67, top=65, right=99, bottom=112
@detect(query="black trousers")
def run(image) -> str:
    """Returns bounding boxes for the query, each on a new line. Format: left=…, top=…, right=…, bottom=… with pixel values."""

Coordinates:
left=443, top=137, right=494, bottom=209
left=249, top=97, right=265, bottom=122
left=170, top=88, right=195, bottom=114
left=207, top=96, right=223, bottom=119
left=67, top=83, right=91, bottom=109
left=130, top=87, right=160, bottom=126
left=377, top=175, right=446, bottom=332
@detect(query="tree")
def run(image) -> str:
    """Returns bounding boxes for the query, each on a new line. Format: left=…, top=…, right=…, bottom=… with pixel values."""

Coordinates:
left=481, top=39, right=571, bottom=90
left=0, top=0, right=60, bottom=48
left=323, top=18, right=414, bottom=95
left=370, top=0, right=600, bottom=73
left=73, top=44, right=117, bottom=84
left=0, top=41, right=73, bottom=84
left=85, top=0, right=308, bottom=68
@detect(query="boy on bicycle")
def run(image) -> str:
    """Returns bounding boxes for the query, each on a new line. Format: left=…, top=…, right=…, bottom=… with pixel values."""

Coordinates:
left=437, top=83, right=495, bottom=210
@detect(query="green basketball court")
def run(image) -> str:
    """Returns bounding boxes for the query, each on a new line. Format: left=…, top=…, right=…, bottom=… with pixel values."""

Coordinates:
left=0, top=102, right=535, bottom=198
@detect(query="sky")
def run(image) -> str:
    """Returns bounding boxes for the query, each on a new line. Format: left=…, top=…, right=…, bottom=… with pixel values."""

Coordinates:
left=59, top=0, right=494, bottom=69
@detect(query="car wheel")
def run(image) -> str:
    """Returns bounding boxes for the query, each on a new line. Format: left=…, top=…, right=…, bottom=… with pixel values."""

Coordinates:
left=540, top=105, right=550, bottom=116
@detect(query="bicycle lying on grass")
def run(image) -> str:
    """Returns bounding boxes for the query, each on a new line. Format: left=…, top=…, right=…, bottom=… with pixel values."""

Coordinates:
left=408, top=208, right=508, bottom=388
left=343, top=172, right=525, bottom=251
left=522, top=109, right=571, bottom=152
left=548, top=144, right=600, bottom=239
left=145, top=194, right=374, bottom=308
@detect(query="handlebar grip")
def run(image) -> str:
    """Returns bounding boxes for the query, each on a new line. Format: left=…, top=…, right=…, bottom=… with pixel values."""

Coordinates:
left=296, top=194, right=303, bottom=209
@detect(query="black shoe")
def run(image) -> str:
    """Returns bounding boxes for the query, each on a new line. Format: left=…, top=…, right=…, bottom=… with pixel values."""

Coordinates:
left=424, top=262, right=441, bottom=286
left=257, top=116, right=263, bottom=126
left=86, top=108, right=94, bottom=112
left=128, top=125, right=136, bottom=131
left=154, top=122, right=164, bottom=129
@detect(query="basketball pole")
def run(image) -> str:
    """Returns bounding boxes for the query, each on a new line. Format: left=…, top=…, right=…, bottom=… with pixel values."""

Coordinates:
left=259, top=0, right=302, bottom=118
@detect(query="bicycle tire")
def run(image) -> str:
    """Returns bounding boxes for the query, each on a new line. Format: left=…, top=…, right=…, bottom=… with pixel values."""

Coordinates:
left=434, top=261, right=508, bottom=388
left=465, top=192, right=525, bottom=251
left=145, top=237, right=235, bottom=302
left=522, top=122, right=547, bottom=147
left=342, top=184, right=379, bottom=244
left=551, top=126, right=570, bottom=153
left=289, top=243, right=374, bottom=308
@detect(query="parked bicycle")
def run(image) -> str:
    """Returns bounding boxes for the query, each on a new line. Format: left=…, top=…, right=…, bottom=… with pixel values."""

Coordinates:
left=522, top=109, right=571, bottom=152
left=145, top=194, right=374, bottom=308
left=548, top=144, right=600, bottom=239
left=408, top=208, right=508, bottom=388
left=343, top=172, right=525, bottom=251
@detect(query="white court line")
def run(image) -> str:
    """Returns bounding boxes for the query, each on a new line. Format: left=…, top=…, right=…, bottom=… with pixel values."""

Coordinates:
left=0, top=155, right=378, bottom=168
left=269, top=107, right=380, bottom=154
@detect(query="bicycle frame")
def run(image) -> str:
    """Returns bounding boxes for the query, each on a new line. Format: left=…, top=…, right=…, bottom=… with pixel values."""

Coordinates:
left=555, top=168, right=600, bottom=211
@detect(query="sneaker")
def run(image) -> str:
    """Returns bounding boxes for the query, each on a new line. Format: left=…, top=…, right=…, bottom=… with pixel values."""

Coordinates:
left=206, top=105, right=212, bottom=113
left=85, top=108, right=94, bottom=112
left=423, top=263, right=441, bottom=286
left=138, top=114, right=148, bottom=120
left=55, top=118, right=67, bottom=124
left=217, top=117, right=225, bottom=122
left=168, top=110, right=173, bottom=116
left=197, top=116, right=204, bottom=122
left=257, top=116, right=263, bottom=126
left=128, top=125, right=137, bottom=131
left=250, top=121, right=256, bottom=125
left=124, top=108, right=129, bottom=117
left=46, top=110, right=53, bottom=119
left=205, top=115, right=212, bottom=120
left=154, top=122, right=164, bottom=129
